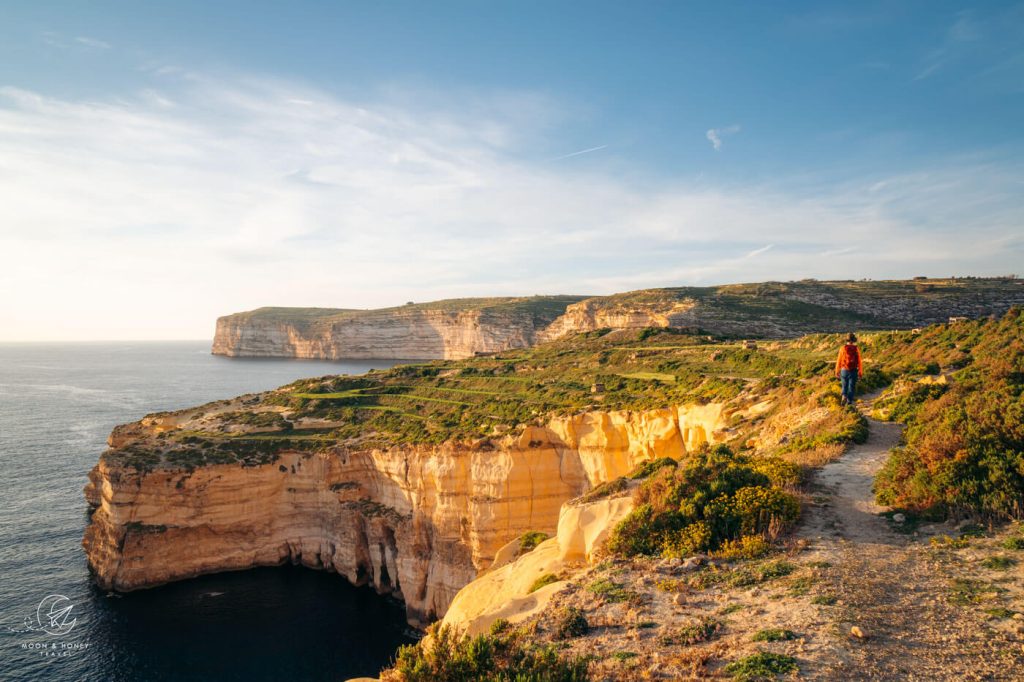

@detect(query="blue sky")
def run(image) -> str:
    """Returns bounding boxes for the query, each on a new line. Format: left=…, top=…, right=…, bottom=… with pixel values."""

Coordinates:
left=1, top=1, right=1022, bottom=339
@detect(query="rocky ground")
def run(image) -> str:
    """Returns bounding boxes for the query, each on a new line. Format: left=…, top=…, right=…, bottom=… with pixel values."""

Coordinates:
left=523, top=397, right=1024, bottom=680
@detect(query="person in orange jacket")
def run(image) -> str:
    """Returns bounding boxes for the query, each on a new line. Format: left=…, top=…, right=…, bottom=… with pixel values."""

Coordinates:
left=835, top=332, right=863, bottom=406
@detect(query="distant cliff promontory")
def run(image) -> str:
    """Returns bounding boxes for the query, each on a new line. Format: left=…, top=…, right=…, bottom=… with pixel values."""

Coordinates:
left=211, top=278, right=1024, bottom=359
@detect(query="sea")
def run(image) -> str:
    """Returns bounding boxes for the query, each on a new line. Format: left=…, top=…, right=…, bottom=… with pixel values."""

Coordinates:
left=0, top=341, right=417, bottom=682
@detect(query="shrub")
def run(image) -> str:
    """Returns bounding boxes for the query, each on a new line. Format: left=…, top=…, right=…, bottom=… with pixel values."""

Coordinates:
left=629, top=456, right=678, bottom=479
left=981, top=556, right=1016, bottom=570
left=749, top=456, right=802, bottom=488
left=587, top=578, right=631, bottom=603
left=607, top=445, right=800, bottom=559
left=753, top=628, right=796, bottom=642
left=873, top=310, right=1024, bottom=521
left=665, top=618, right=721, bottom=645
left=552, top=606, right=589, bottom=640
left=724, top=652, right=798, bottom=680
left=576, top=477, right=630, bottom=505
left=529, top=573, right=561, bottom=593
left=713, top=535, right=771, bottom=560
left=1002, top=536, right=1024, bottom=550
left=388, top=623, right=589, bottom=682
left=519, top=531, right=549, bottom=552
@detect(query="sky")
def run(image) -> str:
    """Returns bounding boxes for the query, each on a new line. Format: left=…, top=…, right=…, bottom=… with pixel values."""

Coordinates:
left=1, top=1, right=1023, bottom=340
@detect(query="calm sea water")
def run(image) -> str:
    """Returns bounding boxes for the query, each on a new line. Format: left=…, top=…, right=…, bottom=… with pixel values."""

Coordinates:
left=0, top=342, right=416, bottom=682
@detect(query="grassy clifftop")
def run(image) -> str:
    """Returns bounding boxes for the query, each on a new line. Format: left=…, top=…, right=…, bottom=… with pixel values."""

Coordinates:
left=219, top=295, right=589, bottom=331
left=120, top=305, right=1024, bottom=525
left=217, top=277, right=1024, bottom=339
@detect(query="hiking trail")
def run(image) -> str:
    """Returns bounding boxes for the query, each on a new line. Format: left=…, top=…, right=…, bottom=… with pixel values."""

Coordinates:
left=797, top=394, right=1023, bottom=681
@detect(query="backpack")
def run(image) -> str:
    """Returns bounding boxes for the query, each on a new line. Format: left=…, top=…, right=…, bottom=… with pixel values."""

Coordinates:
left=844, top=344, right=860, bottom=370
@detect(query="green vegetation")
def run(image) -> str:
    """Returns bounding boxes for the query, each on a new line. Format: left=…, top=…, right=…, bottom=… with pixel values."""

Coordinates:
left=661, top=618, right=721, bottom=646
left=528, top=573, right=561, bottom=593
left=690, top=560, right=796, bottom=590
left=980, top=556, right=1016, bottom=570
left=984, top=607, right=1016, bottom=619
left=606, top=445, right=800, bottom=559
left=787, top=576, right=816, bottom=596
left=227, top=295, right=587, bottom=332
left=629, top=456, right=678, bottom=480
left=224, top=316, right=881, bottom=452
left=574, top=477, right=630, bottom=504
left=1002, top=536, right=1024, bottom=550
left=713, top=535, right=772, bottom=560
left=724, top=652, right=799, bottom=680
left=587, top=578, right=631, bottom=603
left=124, top=521, right=168, bottom=534
left=752, top=628, right=797, bottom=642
left=617, top=371, right=676, bottom=383
left=552, top=607, right=589, bottom=640
left=389, top=622, right=589, bottom=682
left=519, top=531, right=549, bottom=552
left=874, top=308, right=1024, bottom=520
left=810, top=594, right=837, bottom=606
left=119, top=301, right=1024, bottom=537
left=949, top=578, right=1005, bottom=605
left=215, top=410, right=292, bottom=430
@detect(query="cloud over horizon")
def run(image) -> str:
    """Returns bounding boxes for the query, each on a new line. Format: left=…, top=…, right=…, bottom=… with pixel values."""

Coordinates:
left=0, top=74, right=1021, bottom=340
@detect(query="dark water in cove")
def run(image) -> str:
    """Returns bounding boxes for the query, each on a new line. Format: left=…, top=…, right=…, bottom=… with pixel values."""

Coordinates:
left=0, top=342, right=416, bottom=681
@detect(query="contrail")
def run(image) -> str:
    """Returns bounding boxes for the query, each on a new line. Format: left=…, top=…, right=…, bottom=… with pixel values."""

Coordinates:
left=549, top=145, right=608, bottom=161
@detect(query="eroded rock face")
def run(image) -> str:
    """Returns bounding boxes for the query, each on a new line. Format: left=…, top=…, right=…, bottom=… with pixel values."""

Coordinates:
left=82, top=406, right=730, bottom=625
left=535, top=298, right=697, bottom=342
left=212, top=308, right=559, bottom=360
left=440, top=491, right=638, bottom=637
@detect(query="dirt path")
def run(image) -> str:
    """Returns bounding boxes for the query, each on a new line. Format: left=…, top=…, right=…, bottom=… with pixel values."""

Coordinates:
left=802, top=408, right=904, bottom=545
left=798, top=398, right=1024, bottom=680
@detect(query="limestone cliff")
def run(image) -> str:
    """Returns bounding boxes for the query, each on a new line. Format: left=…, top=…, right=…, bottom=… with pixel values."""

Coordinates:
left=535, top=298, right=698, bottom=342
left=211, top=279, right=1024, bottom=359
left=212, top=297, right=585, bottom=360
left=82, top=402, right=731, bottom=625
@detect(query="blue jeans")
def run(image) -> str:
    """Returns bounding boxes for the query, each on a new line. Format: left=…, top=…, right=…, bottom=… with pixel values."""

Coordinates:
left=840, top=369, right=857, bottom=404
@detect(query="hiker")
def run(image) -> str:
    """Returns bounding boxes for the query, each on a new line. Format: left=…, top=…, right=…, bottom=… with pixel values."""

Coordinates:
left=835, top=332, right=863, bottom=406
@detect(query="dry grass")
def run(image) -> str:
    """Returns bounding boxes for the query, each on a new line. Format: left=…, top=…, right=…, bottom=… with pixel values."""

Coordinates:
left=781, top=442, right=846, bottom=469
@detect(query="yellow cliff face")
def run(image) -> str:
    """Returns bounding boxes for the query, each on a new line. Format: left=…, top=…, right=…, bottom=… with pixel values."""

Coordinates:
left=83, top=403, right=731, bottom=626
left=535, top=299, right=698, bottom=342
left=440, top=491, right=637, bottom=636
left=212, top=309, right=547, bottom=360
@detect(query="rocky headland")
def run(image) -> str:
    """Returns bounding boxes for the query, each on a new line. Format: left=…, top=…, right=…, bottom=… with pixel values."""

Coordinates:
left=212, top=278, right=1024, bottom=359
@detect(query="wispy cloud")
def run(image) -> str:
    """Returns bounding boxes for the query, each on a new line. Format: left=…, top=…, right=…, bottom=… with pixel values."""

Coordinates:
left=75, top=36, right=111, bottom=49
left=0, top=76, right=1020, bottom=340
left=548, top=144, right=607, bottom=161
left=706, top=125, right=740, bottom=151
left=915, top=11, right=980, bottom=80
left=742, top=244, right=774, bottom=259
